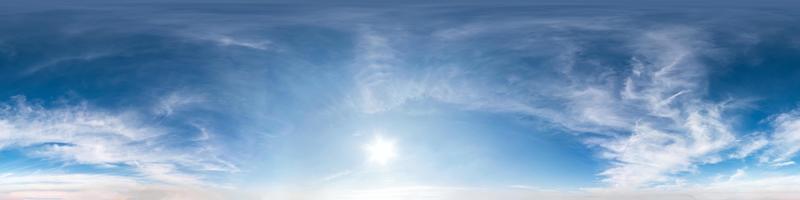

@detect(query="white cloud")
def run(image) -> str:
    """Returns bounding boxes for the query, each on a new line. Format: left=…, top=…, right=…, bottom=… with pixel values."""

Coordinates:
left=0, top=95, right=235, bottom=185
left=730, top=134, right=768, bottom=159
left=21, top=51, right=114, bottom=75
left=596, top=109, right=733, bottom=187
left=182, top=29, right=273, bottom=51
left=256, top=182, right=800, bottom=200
left=0, top=173, right=250, bottom=200
left=352, top=28, right=577, bottom=131
left=320, top=170, right=355, bottom=183
left=588, top=27, right=740, bottom=188
left=351, top=24, right=742, bottom=188
left=727, top=168, right=746, bottom=182
left=432, top=18, right=618, bottom=41
left=760, top=109, right=800, bottom=166
left=154, top=91, right=205, bottom=117
left=770, top=161, right=795, bottom=167
left=215, top=36, right=272, bottom=50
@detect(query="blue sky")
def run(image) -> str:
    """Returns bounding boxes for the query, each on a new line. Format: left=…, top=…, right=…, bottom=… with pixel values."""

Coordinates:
left=2, top=1, right=800, bottom=199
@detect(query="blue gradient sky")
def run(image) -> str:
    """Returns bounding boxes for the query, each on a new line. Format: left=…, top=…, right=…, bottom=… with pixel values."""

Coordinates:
left=2, top=1, right=800, bottom=199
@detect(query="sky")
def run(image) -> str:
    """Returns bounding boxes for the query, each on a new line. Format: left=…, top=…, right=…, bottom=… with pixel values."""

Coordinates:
left=1, top=1, right=800, bottom=200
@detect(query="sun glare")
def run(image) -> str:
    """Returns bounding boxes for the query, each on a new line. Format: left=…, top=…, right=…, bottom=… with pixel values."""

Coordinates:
left=364, top=136, right=397, bottom=166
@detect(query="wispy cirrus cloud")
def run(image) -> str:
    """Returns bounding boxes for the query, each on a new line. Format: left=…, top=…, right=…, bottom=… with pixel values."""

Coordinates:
left=20, top=51, right=115, bottom=75
left=0, top=95, right=235, bottom=187
left=352, top=19, right=745, bottom=188
left=590, top=27, right=738, bottom=188
left=757, top=108, right=800, bottom=167
left=154, top=91, right=206, bottom=117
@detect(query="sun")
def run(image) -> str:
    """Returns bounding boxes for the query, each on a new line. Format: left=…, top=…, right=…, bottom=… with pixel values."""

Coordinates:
left=364, top=136, right=397, bottom=166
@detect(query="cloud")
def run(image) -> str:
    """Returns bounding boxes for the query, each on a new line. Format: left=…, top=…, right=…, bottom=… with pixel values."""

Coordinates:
left=216, top=36, right=271, bottom=50
left=759, top=108, right=800, bottom=166
left=0, top=95, right=235, bottom=185
left=0, top=173, right=251, bottom=200
left=20, top=51, right=114, bottom=75
left=352, top=21, right=739, bottom=188
left=154, top=91, right=206, bottom=117
left=730, top=133, right=768, bottom=159
left=256, top=183, right=800, bottom=200
left=351, top=27, right=578, bottom=131
left=727, top=168, right=746, bottom=182
left=4, top=3, right=795, bottom=197
left=353, top=28, right=419, bottom=114
left=578, top=27, right=741, bottom=188
left=320, top=170, right=355, bottom=183
left=770, top=161, right=795, bottom=167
